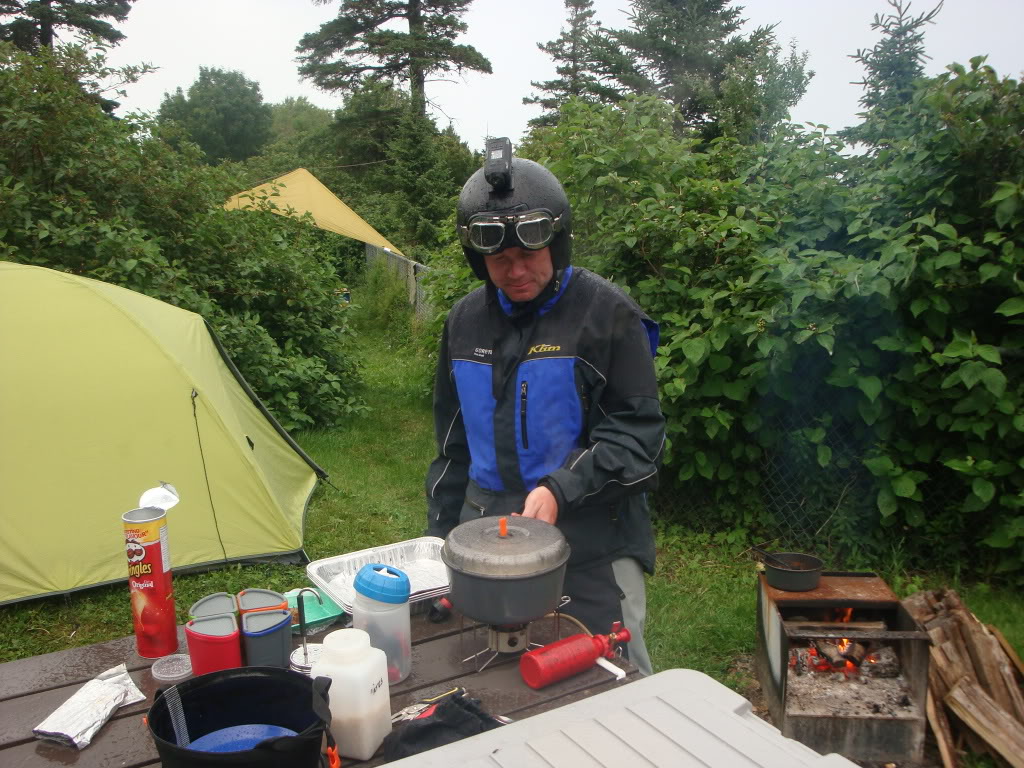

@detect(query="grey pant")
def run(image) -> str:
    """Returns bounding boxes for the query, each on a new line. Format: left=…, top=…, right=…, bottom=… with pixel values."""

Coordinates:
left=612, top=556, right=653, bottom=676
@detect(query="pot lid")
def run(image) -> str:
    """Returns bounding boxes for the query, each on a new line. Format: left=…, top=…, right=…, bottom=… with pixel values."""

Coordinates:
left=442, top=516, right=569, bottom=578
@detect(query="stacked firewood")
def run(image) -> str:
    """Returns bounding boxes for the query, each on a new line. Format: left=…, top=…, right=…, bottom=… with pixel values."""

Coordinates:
left=902, top=589, right=1024, bottom=768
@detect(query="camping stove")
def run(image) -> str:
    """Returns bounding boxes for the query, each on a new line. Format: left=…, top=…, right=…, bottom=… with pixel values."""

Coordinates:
left=459, top=601, right=571, bottom=672
left=755, top=572, right=930, bottom=763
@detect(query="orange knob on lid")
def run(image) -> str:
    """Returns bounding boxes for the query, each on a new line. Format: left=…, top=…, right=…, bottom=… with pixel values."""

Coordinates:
left=499, top=517, right=508, bottom=538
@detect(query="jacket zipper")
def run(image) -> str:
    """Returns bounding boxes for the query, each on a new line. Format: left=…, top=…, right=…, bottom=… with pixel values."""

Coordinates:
left=520, top=380, right=529, bottom=449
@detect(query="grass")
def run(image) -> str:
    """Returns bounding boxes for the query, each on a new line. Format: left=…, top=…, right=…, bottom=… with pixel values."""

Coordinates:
left=1, top=278, right=1022, bottom=698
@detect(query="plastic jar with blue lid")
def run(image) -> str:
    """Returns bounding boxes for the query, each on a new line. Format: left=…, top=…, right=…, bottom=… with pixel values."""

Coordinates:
left=352, top=564, right=411, bottom=683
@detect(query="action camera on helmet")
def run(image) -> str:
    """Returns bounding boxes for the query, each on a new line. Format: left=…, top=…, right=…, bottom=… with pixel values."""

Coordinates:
left=483, top=137, right=513, bottom=191
left=456, top=138, right=572, bottom=281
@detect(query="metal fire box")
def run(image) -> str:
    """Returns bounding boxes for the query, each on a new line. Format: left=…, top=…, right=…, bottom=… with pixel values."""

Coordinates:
left=755, top=572, right=930, bottom=763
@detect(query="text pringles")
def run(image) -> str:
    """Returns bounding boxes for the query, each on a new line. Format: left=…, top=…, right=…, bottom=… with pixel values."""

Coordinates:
left=122, top=483, right=180, bottom=658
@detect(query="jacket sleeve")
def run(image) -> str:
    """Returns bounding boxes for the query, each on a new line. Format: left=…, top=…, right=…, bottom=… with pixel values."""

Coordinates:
left=425, top=321, right=470, bottom=538
left=541, top=303, right=665, bottom=513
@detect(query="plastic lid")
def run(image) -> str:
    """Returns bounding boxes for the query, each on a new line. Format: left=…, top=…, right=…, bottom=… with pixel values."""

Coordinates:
left=289, top=643, right=323, bottom=675
left=186, top=613, right=237, bottom=638
left=442, top=516, right=569, bottom=578
left=189, top=592, right=237, bottom=618
left=151, top=653, right=192, bottom=682
left=322, top=628, right=371, bottom=657
left=237, top=589, right=286, bottom=611
left=242, top=609, right=291, bottom=636
left=354, top=564, right=410, bottom=604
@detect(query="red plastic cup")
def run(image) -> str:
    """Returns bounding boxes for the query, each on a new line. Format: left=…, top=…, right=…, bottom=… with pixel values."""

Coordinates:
left=185, top=613, right=242, bottom=676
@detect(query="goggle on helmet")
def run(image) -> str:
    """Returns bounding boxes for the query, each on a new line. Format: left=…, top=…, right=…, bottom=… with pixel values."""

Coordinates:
left=457, top=209, right=565, bottom=255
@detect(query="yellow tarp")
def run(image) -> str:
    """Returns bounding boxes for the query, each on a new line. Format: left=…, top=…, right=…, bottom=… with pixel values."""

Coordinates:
left=224, top=167, right=403, bottom=255
left=0, top=262, right=324, bottom=604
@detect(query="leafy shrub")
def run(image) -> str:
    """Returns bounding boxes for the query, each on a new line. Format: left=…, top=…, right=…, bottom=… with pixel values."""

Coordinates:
left=524, top=69, right=1024, bottom=580
left=0, top=43, right=363, bottom=429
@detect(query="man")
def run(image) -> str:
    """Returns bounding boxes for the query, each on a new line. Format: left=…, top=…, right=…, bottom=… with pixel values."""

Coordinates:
left=425, top=140, right=665, bottom=674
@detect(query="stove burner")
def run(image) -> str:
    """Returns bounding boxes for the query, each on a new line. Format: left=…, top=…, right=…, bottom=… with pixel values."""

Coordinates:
left=459, top=599, right=572, bottom=672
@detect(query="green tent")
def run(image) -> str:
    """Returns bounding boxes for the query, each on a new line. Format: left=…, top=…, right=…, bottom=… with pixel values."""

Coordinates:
left=0, top=262, right=326, bottom=605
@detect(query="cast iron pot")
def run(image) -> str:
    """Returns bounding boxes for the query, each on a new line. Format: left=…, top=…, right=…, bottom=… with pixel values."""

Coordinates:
left=441, top=516, right=570, bottom=626
left=763, top=552, right=824, bottom=592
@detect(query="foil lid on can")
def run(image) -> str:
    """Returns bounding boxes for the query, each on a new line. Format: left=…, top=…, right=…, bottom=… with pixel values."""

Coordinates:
left=289, top=643, right=324, bottom=676
left=139, top=482, right=179, bottom=511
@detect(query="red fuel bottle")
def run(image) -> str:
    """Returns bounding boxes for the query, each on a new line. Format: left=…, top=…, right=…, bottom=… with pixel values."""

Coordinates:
left=520, top=622, right=631, bottom=689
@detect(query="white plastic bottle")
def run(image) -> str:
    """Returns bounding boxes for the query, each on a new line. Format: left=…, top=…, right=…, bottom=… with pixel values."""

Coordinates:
left=310, top=628, right=392, bottom=760
left=352, top=563, right=412, bottom=683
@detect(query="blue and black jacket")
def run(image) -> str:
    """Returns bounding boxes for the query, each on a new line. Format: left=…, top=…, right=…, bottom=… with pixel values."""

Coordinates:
left=425, top=267, right=665, bottom=573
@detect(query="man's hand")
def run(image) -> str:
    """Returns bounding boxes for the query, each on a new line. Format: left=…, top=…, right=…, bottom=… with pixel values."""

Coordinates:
left=517, top=485, right=558, bottom=525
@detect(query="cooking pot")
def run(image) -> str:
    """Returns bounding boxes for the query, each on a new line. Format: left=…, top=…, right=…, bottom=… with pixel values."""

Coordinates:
left=762, top=552, right=823, bottom=592
left=441, top=516, right=570, bottom=626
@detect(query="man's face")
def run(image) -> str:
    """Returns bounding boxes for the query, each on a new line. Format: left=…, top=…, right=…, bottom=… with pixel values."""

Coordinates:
left=483, top=246, right=554, bottom=302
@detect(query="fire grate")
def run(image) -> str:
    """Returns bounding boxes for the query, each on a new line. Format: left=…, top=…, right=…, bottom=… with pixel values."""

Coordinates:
left=755, top=572, right=930, bottom=763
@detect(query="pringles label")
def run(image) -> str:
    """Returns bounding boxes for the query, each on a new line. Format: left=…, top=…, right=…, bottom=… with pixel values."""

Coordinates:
left=123, top=497, right=178, bottom=658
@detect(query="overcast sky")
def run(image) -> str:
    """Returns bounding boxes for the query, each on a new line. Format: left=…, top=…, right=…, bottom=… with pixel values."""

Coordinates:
left=103, top=0, right=1024, bottom=153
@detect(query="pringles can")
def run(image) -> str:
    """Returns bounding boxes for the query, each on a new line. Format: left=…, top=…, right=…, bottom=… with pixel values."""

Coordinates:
left=123, top=483, right=180, bottom=658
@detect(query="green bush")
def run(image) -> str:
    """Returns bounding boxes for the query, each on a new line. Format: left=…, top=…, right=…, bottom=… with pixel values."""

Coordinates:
left=523, top=66, right=1024, bottom=580
left=0, top=42, right=364, bottom=429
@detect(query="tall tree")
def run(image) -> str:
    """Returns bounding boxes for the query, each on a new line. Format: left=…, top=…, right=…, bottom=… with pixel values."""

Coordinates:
left=296, top=0, right=492, bottom=117
left=594, top=0, right=811, bottom=142
left=269, top=96, right=333, bottom=142
left=158, top=67, right=272, bottom=164
left=0, top=0, right=134, bottom=51
left=851, top=0, right=943, bottom=117
left=523, top=0, right=619, bottom=127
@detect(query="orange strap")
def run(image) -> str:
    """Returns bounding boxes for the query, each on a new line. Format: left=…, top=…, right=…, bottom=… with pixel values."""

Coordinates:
left=327, top=744, right=341, bottom=768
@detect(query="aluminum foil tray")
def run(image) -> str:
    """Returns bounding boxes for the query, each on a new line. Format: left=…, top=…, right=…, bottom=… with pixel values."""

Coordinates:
left=307, top=537, right=449, bottom=614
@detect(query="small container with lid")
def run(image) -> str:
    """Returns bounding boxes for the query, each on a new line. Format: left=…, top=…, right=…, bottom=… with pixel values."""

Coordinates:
left=184, top=613, right=242, bottom=676
left=151, top=653, right=192, bottom=684
left=236, top=588, right=287, bottom=615
left=352, top=564, right=411, bottom=683
left=188, top=592, right=238, bottom=621
left=242, top=608, right=292, bottom=667
left=310, top=628, right=391, bottom=761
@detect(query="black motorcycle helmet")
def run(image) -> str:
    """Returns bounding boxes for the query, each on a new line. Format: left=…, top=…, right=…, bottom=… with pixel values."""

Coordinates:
left=456, top=138, right=572, bottom=281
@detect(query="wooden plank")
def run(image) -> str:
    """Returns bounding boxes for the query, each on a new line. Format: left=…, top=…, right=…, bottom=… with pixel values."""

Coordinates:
left=903, top=591, right=938, bottom=626
left=785, top=629, right=928, bottom=642
left=926, top=687, right=959, bottom=768
left=946, top=678, right=1024, bottom=768
left=990, top=624, right=1024, bottom=682
left=0, top=710, right=160, bottom=768
left=783, top=620, right=886, bottom=631
left=960, top=618, right=1016, bottom=715
left=0, top=668, right=160, bottom=749
left=0, top=627, right=186, bottom=702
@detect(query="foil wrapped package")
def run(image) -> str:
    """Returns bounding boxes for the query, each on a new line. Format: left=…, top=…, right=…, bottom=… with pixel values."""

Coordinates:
left=33, top=663, right=145, bottom=749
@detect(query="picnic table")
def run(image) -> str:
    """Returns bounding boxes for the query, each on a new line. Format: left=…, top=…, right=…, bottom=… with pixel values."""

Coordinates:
left=0, top=611, right=638, bottom=767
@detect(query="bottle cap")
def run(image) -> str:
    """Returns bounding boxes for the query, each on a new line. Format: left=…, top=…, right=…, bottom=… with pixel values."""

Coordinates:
left=353, top=564, right=410, bottom=604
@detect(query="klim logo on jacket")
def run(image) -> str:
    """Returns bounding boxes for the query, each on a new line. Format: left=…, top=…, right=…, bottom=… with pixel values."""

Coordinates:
left=528, top=343, right=561, bottom=355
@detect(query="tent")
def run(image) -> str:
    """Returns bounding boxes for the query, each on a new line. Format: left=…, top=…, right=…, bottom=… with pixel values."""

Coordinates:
left=224, top=167, right=403, bottom=255
left=0, top=262, right=327, bottom=605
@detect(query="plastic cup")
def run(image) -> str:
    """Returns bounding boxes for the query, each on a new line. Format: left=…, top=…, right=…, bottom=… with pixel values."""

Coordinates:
left=242, top=609, right=292, bottom=668
left=185, top=613, right=242, bottom=676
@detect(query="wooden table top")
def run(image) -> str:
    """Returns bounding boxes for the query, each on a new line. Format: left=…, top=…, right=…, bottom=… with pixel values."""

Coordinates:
left=0, top=611, right=638, bottom=766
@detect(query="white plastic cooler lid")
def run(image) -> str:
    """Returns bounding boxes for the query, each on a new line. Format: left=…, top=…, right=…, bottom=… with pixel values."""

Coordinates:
left=387, top=668, right=858, bottom=768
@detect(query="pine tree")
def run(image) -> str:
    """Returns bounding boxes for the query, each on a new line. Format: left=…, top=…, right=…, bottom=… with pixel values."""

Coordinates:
left=297, top=0, right=491, bottom=117
left=852, top=0, right=943, bottom=116
left=0, top=0, right=135, bottom=52
left=594, top=0, right=811, bottom=142
left=523, top=0, right=619, bottom=127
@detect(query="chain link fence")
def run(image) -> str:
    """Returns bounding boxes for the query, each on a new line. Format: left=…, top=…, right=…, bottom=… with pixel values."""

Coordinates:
left=364, top=244, right=434, bottom=321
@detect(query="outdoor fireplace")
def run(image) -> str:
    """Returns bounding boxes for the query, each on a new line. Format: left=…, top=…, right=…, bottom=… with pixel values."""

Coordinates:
left=755, top=572, right=930, bottom=763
